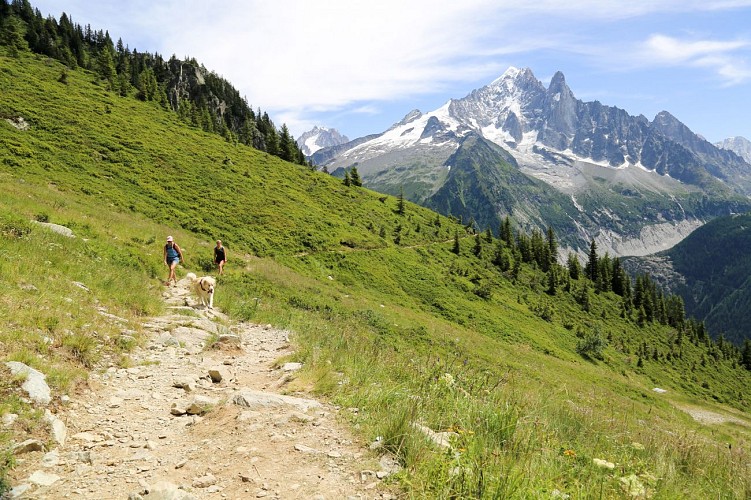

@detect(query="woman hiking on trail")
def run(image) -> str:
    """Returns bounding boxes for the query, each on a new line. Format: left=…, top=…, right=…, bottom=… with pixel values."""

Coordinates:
left=214, top=239, right=227, bottom=275
left=163, top=236, right=184, bottom=286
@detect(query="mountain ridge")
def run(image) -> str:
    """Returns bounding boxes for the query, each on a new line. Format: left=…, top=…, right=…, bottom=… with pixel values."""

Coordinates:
left=312, top=66, right=751, bottom=257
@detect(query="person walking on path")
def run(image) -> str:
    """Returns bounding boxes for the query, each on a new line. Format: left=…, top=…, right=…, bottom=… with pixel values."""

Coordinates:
left=163, top=235, right=184, bottom=286
left=214, top=240, right=227, bottom=275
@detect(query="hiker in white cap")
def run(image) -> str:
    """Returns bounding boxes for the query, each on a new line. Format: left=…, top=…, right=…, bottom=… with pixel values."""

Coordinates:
left=163, top=235, right=184, bottom=286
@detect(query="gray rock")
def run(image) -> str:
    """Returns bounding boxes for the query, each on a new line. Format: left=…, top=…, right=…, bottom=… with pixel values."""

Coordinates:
left=7, top=483, right=31, bottom=499
left=31, top=220, right=74, bottom=238
left=217, top=334, right=241, bottom=346
left=294, top=443, right=320, bottom=454
left=5, top=361, right=52, bottom=405
left=68, top=450, right=94, bottom=464
left=44, top=409, right=67, bottom=446
left=281, top=362, right=302, bottom=372
left=233, top=390, right=321, bottom=412
left=172, top=377, right=196, bottom=392
left=170, top=402, right=188, bottom=416
left=412, top=423, right=457, bottom=450
left=41, top=450, right=60, bottom=467
left=185, top=395, right=218, bottom=415
left=12, top=439, right=46, bottom=455
left=28, top=470, right=61, bottom=486
left=192, top=473, right=217, bottom=488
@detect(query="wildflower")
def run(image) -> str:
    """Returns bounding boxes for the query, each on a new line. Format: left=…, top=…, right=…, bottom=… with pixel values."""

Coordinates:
left=441, top=372, right=455, bottom=386
left=619, top=474, right=646, bottom=497
left=593, top=458, right=615, bottom=470
left=563, top=449, right=576, bottom=458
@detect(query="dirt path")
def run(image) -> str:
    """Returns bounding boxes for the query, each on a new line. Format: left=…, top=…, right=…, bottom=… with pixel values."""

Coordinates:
left=9, top=277, right=398, bottom=499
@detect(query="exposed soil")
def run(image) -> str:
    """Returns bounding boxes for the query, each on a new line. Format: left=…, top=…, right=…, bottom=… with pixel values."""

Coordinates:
left=8, top=276, right=399, bottom=499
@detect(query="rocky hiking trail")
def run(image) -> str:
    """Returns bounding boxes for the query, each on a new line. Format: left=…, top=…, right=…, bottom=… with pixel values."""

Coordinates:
left=8, top=276, right=400, bottom=499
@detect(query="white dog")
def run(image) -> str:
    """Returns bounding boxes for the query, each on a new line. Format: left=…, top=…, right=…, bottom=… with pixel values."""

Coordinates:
left=186, top=272, right=216, bottom=309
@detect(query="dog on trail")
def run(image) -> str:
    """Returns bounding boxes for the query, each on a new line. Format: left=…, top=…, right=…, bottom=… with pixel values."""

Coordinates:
left=186, top=272, right=216, bottom=309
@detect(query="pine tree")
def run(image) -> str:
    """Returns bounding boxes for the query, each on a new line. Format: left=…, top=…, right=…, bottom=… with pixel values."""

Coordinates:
left=473, top=233, right=482, bottom=257
left=397, top=187, right=405, bottom=216
left=349, top=167, right=362, bottom=187
left=546, top=226, right=558, bottom=267
left=501, top=216, right=513, bottom=246
left=546, top=268, right=557, bottom=296
left=484, top=228, right=493, bottom=243
left=343, top=171, right=351, bottom=186
left=96, top=34, right=117, bottom=88
left=567, top=252, right=581, bottom=280
left=278, top=124, right=296, bottom=162
left=1, top=16, right=29, bottom=57
left=585, top=240, right=599, bottom=283
left=452, top=230, right=460, bottom=255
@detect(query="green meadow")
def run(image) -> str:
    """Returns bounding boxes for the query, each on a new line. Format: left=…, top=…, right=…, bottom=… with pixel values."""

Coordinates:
left=2, top=50, right=750, bottom=497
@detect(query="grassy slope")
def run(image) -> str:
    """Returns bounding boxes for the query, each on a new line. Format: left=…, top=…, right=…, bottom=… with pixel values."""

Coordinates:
left=1, top=51, right=750, bottom=497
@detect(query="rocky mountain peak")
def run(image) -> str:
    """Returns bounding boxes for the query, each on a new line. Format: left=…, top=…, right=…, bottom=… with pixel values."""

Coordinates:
left=548, top=71, right=568, bottom=92
left=396, top=109, right=424, bottom=127
left=296, top=126, right=349, bottom=156
left=715, top=136, right=751, bottom=163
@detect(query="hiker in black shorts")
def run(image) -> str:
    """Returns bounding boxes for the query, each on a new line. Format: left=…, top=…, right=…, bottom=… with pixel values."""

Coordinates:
left=214, top=240, right=227, bottom=275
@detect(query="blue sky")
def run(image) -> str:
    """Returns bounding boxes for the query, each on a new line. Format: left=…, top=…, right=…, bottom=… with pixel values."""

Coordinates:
left=30, top=1, right=751, bottom=143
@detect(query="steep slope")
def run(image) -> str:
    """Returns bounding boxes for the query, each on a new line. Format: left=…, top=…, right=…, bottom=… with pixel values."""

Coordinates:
left=623, top=213, right=751, bottom=344
left=2, top=44, right=751, bottom=499
left=314, top=67, right=751, bottom=256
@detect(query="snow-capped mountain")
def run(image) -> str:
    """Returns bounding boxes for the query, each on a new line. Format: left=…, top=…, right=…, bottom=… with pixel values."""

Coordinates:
left=296, top=126, right=349, bottom=156
left=312, top=67, right=751, bottom=257
left=715, top=136, right=751, bottom=164
left=315, top=67, right=750, bottom=194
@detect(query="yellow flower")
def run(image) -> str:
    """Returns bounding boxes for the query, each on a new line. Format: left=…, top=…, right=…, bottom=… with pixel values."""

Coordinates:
left=563, top=449, right=576, bottom=458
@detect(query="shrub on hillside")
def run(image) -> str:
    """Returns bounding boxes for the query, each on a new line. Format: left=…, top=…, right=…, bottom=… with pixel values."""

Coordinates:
left=576, top=327, right=607, bottom=360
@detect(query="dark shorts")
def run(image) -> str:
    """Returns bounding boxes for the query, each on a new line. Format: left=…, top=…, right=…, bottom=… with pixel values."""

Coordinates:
left=168, top=259, right=179, bottom=266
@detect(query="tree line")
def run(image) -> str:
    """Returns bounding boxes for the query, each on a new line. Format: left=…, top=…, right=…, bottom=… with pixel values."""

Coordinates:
left=461, top=215, right=751, bottom=372
left=0, top=0, right=308, bottom=166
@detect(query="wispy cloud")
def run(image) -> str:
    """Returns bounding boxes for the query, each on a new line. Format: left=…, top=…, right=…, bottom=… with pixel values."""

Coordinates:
left=639, top=34, right=751, bottom=85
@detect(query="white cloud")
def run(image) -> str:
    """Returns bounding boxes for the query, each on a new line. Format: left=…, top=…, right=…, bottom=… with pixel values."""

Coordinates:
left=639, top=34, right=751, bottom=85
left=29, top=0, right=751, bottom=135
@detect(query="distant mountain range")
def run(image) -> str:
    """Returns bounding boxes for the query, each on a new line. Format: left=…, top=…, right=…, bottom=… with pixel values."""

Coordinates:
left=311, top=67, right=751, bottom=257
left=715, top=136, right=751, bottom=164
left=296, top=126, right=349, bottom=156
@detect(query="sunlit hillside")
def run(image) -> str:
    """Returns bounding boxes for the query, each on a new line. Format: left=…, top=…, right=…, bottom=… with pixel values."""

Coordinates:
left=2, top=43, right=750, bottom=498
